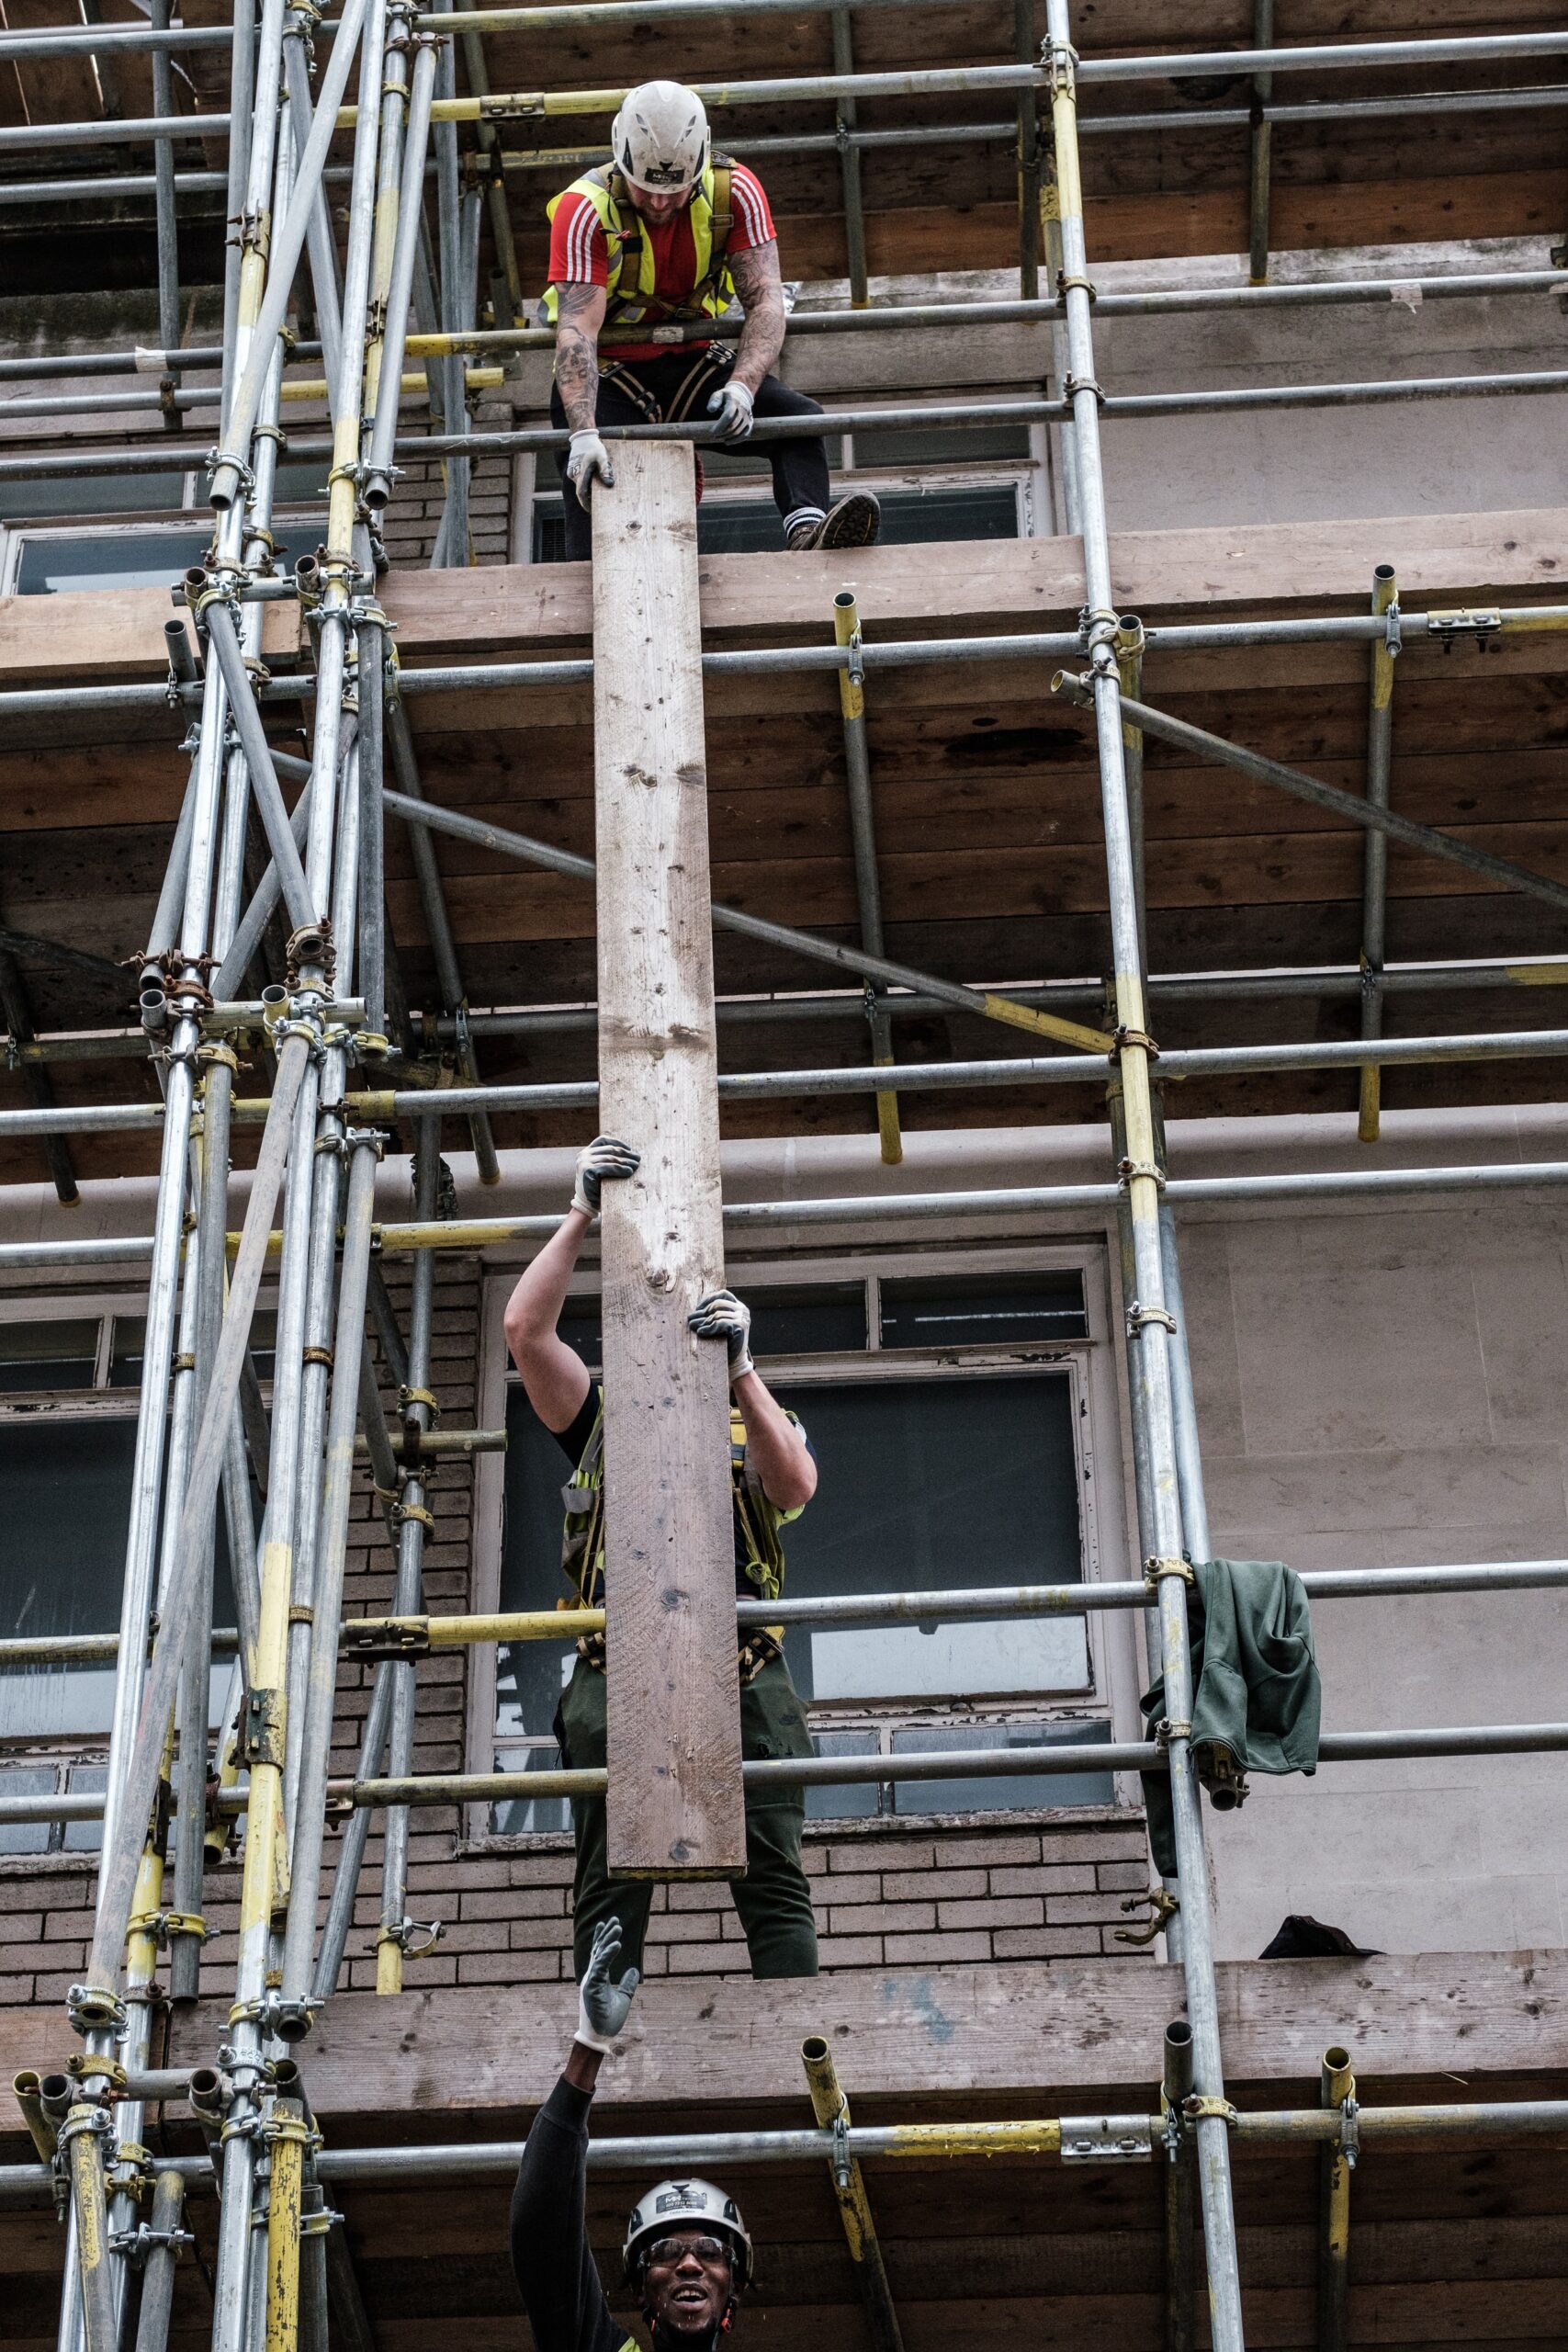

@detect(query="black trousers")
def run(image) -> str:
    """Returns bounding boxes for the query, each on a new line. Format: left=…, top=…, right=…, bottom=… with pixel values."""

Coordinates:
left=549, top=345, right=832, bottom=560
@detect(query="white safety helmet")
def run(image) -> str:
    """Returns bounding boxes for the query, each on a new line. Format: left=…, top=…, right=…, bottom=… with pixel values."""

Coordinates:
left=610, top=79, right=711, bottom=193
left=623, top=2177, right=752, bottom=2290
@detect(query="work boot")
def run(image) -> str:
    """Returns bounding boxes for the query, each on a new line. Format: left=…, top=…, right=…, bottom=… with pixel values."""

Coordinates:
left=786, top=492, right=881, bottom=551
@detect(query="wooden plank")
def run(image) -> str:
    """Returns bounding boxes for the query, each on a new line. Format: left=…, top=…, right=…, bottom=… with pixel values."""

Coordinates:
left=591, top=438, right=745, bottom=1881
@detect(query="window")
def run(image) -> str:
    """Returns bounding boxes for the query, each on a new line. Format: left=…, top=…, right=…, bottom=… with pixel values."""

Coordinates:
left=477, top=1249, right=1123, bottom=1836
left=0, top=1298, right=253, bottom=1854
left=519, top=408, right=1044, bottom=560
left=0, top=459, right=330, bottom=595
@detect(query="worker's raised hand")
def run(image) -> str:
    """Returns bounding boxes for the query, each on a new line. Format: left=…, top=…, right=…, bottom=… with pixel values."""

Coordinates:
left=575, top=1916, right=641, bottom=2053
left=706, top=379, right=755, bottom=442
left=571, top=1135, right=640, bottom=1218
left=687, top=1288, right=754, bottom=1382
left=566, top=427, right=615, bottom=503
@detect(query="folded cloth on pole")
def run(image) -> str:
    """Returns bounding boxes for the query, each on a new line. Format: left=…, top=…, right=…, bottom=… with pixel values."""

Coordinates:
left=1141, top=1556, right=1321, bottom=1878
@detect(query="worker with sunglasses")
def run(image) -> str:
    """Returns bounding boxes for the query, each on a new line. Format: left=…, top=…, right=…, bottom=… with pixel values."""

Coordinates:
left=513, top=1918, right=754, bottom=2349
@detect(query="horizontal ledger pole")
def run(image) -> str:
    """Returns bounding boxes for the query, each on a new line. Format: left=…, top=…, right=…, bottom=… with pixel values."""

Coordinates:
left=5, top=30, right=1567, bottom=146
left=1, top=2099, right=1565, bottom=2206
left=4, top=1556, right=1563, bottom=1674
left=5, top=1720, right=1565, bottom=1827
left=8, top=1161, right=1568, bottom=1272
left=8, top=1028, right=1568, bottom=1140
left=6, top=373, right=1568, bottom=482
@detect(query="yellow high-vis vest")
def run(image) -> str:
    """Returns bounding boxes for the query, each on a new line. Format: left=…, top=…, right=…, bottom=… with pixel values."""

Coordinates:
left=543, top=159, right=737, bottom=340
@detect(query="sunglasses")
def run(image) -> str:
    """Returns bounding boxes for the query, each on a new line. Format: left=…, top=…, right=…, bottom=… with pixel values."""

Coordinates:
left=646, top=2236, right=732, bottom=2269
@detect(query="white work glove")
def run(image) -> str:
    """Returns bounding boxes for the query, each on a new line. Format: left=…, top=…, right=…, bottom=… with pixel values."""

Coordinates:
left=575, top=1916, right=640, bottom=2054
left=571, top=1134, right=640, bottom=1218
left=688, top=1288, right=753, bottom=1382
left=706, top=379, right=755, bottom=442
left=566, top=427, right=615, bottom=503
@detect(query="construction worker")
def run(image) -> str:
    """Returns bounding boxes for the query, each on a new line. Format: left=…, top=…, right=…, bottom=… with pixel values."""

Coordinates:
left=544, top=77, right=880, bottom=558
left=513, top=1917, right=756, bottom=2351
left=503, top=1136, right=820, bottom=1980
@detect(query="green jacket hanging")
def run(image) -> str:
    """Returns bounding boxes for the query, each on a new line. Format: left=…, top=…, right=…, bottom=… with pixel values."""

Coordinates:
left=1140, top=1556, right=1321, bottom=1879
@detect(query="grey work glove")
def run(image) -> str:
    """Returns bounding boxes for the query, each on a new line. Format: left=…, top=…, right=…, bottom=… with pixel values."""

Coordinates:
left=575, top=1916, right=640, bottom=2053
left=566, top=426, right=615, bottom=503
left=688, top=1288, right=753, bottom=1382
left=571, top=1134, right=639, bottom=1218
left=706, top=379, right=755, bottom=441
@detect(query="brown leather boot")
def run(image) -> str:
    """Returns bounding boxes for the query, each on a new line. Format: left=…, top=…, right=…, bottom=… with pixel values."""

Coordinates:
left=786, top=492, right=882, bottom=550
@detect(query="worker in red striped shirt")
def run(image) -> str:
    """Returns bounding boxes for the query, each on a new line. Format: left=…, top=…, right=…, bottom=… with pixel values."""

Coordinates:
left=543, top=79, right=880, bottom=559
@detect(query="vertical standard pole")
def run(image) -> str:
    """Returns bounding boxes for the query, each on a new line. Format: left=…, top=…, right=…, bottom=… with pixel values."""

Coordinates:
left=132, top=2171, right=186, bottom=2352
left=265, top=2100, right=310, bottom=2352
left=1162, top=2021, right=1197, bottom=2352
left=453, top=0, right=527, bottom=322
left=149, top=0, right=181, bottom=355
left=430, top=6, right=473, bottom=566
left=1247, top=0, right=1274, bottom=285
left=830, top=7, right=869, bottom=307
left=1319, top=2047, right=1355, bottom=2349
left=594, top=441, right=746, bottom=1880
left=1043, top=12, right=1246, bottom=2345
left=1358, top=566, right=1398, bottom=1143
left=801, top=2038, right=906, bottom=2352
left=1040, top=170, right=1080, bottom=532
left=378, top=1123, right=439, bottom=1991
left=1116, top=616, right=1147, bottom=971
left=832, top=591, right=901, bottom=1164
left=1014, top=0, right=1041, bottom=299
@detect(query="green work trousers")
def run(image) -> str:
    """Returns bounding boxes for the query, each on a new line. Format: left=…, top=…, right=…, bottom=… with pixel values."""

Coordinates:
left=555, top=1651, right=819, bottom=1982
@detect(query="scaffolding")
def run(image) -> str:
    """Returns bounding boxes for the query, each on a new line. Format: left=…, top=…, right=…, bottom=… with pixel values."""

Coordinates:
left=0, top=6, right=1566, bottom=2350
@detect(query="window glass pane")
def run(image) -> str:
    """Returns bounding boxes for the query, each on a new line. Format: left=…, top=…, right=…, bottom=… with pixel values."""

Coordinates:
left=0, top=1764, right=58, bottom=1857
left=852, top=423, right=1031, bottom=468
left=772, top=1374, right=1087, bottom=1702
left=750, top=1283, right=867, bottom=1358
left=0, top=1421, right=238, bottom=1736
left=272, top=459, right=331, bottom=503
left=62, top=1760, right=107, bottom=1853
left=15, top=526, right=210, bottom=595
left=0, top=471, right=187, bottom=522
left=490, top=1747, right=570, bottom=1837
left=869, top=485, right=1020, bottom=545
left=888, top=1719, right=1112, bottom=1813
left=110, top=1310, right=276, bottom=1386
left=880, top=1270, right=1087, bottom=1350
left=0, top=1317, right=100, bottom=1392
left=496, top=1386, right=583, bottom=1748
left=805, top=1727, right=880, bottom=1820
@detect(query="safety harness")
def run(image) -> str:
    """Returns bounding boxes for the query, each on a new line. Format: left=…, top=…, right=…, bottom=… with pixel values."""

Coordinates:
left=560, top=1396, right=795, bottom=1679
left=543, top=155, right=738, bottom=348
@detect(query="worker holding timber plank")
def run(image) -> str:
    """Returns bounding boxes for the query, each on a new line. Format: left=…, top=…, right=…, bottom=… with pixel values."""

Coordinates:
left=543, top=78, right=881, bottom=558
left=504, top=1136, right=822, bottom=1979
left=513, top=1917, right=756, bottom=2352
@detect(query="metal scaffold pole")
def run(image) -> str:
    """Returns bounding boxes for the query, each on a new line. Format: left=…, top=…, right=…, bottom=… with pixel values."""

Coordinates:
left=1042, top=5, right=1246, bottom=2340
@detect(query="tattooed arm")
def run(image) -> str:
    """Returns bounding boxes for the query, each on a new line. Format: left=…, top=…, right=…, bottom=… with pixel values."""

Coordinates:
left=728, top=238, right=786, bottom=397
left=553, top=279, right=607, bottom=431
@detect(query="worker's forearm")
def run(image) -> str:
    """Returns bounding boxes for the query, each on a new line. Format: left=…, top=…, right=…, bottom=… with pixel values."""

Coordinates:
left=505, top=1210, right=589, bottom=1348
left=731, top=289, right=785, bottom=395
left=562, top=2041, right=604, bottom=2093
left=733, top=1369, right=816, bottom=1509
left=554, top=300, right=602, bottom=433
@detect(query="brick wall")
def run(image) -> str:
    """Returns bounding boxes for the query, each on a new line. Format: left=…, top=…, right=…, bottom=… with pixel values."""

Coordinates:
left=0, top=1253, right=1154, bottom=2011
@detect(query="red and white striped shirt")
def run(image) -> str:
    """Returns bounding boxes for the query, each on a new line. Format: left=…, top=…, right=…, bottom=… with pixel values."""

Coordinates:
left=547, top=164, right=776, bottom=362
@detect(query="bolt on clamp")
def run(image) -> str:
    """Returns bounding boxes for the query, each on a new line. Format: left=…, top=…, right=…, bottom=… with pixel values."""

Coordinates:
left=1117, top=1157, right=1166, bottom=1189
left=1338, top=2096, right=1360, bottom=2168
left=829, top=2104, right=852, bottom=2190
left=1113, top=1885, right=1179, bottom=1947
left=1040, top=34, right=1077, bottom=95
left=66, top=1983, right=127, bottom=2037
left=1127, top=1302, right=1179, bottom=1338
left=386, top=1915, right=445, bottom=1961
left=1182, top=2094, right=1239, bottom=2129
left=111, top=2220, right=196, bottom=2265
left=1144, top=1554, right=1194, bottom=1592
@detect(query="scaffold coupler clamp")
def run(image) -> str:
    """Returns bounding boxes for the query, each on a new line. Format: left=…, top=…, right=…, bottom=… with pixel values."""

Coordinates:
left=1182, top=2094, right=1238, bottom=2130
left=387, top=1914, right=446, bottom=1962
left=1040, top=33, right=1077, bottom=95
left=1338, top=2094, right=1360, bottom=2170
left=1114, top=1885, right=1179, bottom=1948
left=1382, top=600, right=1403, bottom=662
left=112, top=2214, right=196, bottom=2267
left=1127, top=1301, right=1178, bottom=1340
left=343, top=1614, right=431, bottom=1662
left=1144, top=1553, right=1193, bottom=1593
left=829, top=2102, right=852, bottom=2191
left=1117, top=1156, right=1166, bottom=1190
left=66, top=1983, right=128, bottom=2040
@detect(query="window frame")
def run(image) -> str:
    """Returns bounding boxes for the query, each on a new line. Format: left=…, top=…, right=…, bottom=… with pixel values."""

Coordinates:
left=466, top=1238, right=1141, bottom=1847
left=0, top=486, right=332, bottom=596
